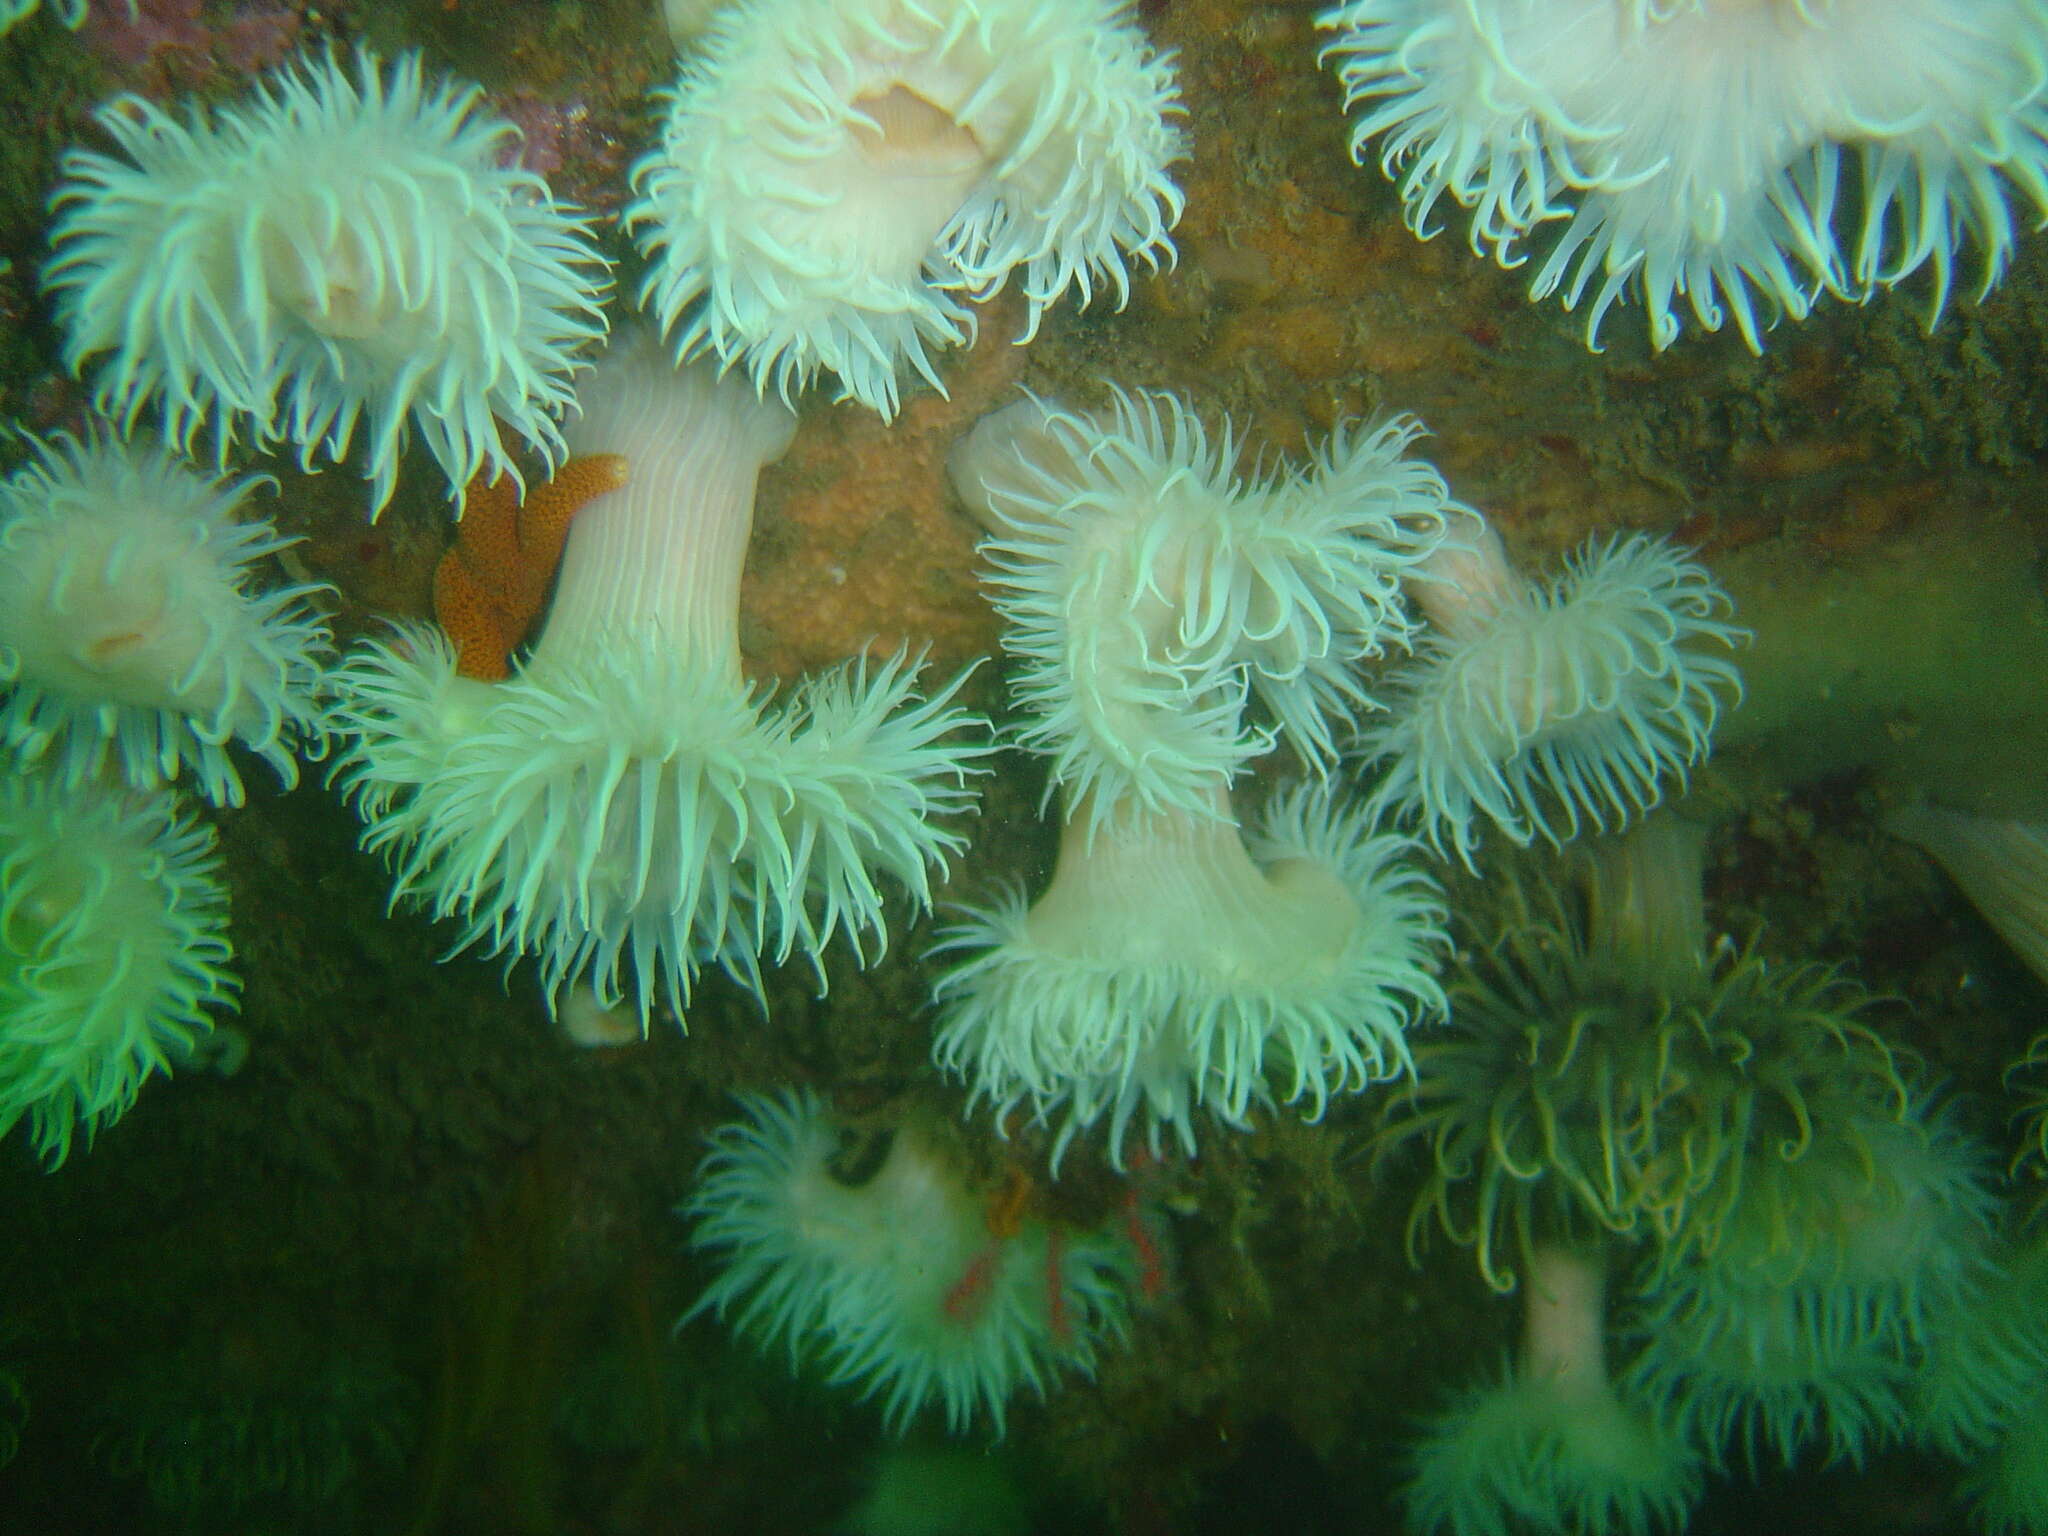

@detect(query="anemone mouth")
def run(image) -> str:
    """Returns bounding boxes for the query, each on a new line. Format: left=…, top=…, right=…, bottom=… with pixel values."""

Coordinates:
left=266, top=222, right=398, bottom=344
left=849, top=84, right=988, bottom=180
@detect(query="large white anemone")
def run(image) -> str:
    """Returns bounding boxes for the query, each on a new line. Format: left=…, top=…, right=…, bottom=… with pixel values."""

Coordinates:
left=1358, top=514, right=1744, bottom=868
left=46, top=49, right=610, bottom=513
left=934, top=782, right=1446, bottom=1167
left=330, top=329, right=989, bottom=1027
left=627, top=0, right=1186, bottom=416
left=0, top=429, right=330, bottom=809
left=0, top=767, right=237, bottom=1168
left=1317, top=0, right=2048, bottom=350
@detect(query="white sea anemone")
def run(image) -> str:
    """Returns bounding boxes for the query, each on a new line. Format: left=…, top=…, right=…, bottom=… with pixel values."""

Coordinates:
left=46, top=48, right=610, bottom=514
left=0, top=429, right=330, bottom=809
left=1316, top=0, right=2048, bottom=351
left=955, top=390, right=1449, bottom=841
left=0, top=767, right=237, bottom=1167
left=933, top=782, right=1446, bottom=1167
left=329, top=328, right=988, bottom=1027
left=1358, top=514, right=1743, bottom=868
left=627, top=0, right=1186, bottom=417
left=683, top=1088, right=1130, bottom=1434
left=1407, top=1244, right=1701, bottom=1536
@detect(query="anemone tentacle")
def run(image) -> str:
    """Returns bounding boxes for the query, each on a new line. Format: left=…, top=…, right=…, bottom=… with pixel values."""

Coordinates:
left=0, top=428, right=331, bottom=808
left=47, top=48, right=610, bottom=513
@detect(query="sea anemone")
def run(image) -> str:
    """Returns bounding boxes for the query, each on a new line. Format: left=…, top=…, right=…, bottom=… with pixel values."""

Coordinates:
left=1622, top=1094, right=2002, bottom=1469
left=933, top=781, right=1446, bottom=1167
left=952, top=389, right=1450, bottom=841
left=1913, top=1238, right=2048, bottom=1463
left=1358, top=514, right=1743, bottom=869
left=46, top=48, right=609, bottom=514
left=93, top=1315, right=415, bottom=1519
left=1406, top=1243, right=1701, bottom=1536
left=1316, top=0, right=2048, bottom=351
left=682, top=1088, right=1130, bottom=1434
left=329, top=328, right=988, bottom=1027
left=626, top=0, right=1185, bottom=417
left=1384, top=817, right=1909, bottom=1294
left=0, top=766, right=237, bottom=1167
left=0, top=428, right=330, bottom=808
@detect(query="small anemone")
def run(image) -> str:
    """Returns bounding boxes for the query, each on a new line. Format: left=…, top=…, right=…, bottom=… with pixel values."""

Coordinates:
left=1360, top=516, right=1744, bottom=870
left=682, top=1089, right=1130, bottom=1434
left=933, top=782, right=1445, bottom=1167
left=960, top=388, right=1449, bottom=843
left=1406, top=1245, right=1701, bottom=1536
left=0, top=768, right=237, bottom=1167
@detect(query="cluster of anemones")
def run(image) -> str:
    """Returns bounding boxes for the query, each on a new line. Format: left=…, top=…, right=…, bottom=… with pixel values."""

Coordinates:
left=0, top=424, right=327, bottom=1167
left=1386, top=818, right=2014, bottom=1536
left=1317, top=0, right=2048, bottom=351
left=931, top=390, right=1453, bottom=1166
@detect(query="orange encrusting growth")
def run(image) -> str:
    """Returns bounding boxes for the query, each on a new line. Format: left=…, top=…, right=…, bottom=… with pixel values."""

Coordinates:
left=433, top=453, right=629, bottom=680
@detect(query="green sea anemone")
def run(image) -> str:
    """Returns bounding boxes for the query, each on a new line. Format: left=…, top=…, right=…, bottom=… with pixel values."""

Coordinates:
left=1383, top=817, right=1908, bottom=1296
left=94, top=1327, right=415, bottom=1519
left=0, top=767, right=237, bottom=1166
